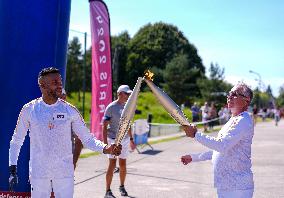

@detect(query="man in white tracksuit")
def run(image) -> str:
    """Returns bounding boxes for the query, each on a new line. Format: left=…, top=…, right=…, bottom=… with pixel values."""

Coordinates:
left=9, top=67, right=121, bottom=197
left=181, top=83, right=254, bottom=198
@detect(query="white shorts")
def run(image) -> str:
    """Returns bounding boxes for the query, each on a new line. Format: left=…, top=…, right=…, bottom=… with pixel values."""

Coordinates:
left=30, top=177, right=74, bottom=198
left=107, top=138, right=129, bottom=159
left=217, top=189, right=254, bottom=198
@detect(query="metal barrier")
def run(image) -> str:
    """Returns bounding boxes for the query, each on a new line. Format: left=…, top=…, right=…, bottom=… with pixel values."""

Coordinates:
left=149, top=117, right=221, bottom=137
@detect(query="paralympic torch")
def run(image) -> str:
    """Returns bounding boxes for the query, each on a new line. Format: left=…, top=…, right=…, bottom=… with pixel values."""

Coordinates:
left=114, top=77, right=143, bottom=145
left=143, top=70, right=190, bottom=126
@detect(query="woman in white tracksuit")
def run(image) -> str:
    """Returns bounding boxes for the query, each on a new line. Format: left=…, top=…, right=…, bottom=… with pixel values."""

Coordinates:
left=181, top=83, right=254, bottom=198
left=9, top=67, right=121, bottom=197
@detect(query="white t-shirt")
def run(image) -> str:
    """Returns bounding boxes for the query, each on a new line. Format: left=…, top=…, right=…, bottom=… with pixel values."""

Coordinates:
left=102, top=100, right=129, bottom=139
left=9, top=97, right=106, bottom=179
left=274, top=109, right=280, bottom=117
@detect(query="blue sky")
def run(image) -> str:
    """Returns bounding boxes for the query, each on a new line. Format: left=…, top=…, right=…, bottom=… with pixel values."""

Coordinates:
left=69, top=0, right=284, bottom=96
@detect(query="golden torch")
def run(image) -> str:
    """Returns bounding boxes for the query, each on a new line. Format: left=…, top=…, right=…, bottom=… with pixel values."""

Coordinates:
left=115, top=77, right=143, bottom=145
left=143, top=70, right=190, bottom=126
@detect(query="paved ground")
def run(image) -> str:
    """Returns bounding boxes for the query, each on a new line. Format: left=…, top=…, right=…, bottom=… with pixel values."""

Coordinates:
left=74, top=120, right=284, bottom=198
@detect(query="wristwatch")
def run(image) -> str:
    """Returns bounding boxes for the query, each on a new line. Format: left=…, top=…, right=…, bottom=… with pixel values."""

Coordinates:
left=130, top=137, right=134, bottom=141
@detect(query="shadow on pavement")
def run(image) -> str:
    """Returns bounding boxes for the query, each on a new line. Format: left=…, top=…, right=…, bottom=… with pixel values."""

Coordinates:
left=127, top=172, right=211, bottom=186
left=139, top=150, right=163, bottom=155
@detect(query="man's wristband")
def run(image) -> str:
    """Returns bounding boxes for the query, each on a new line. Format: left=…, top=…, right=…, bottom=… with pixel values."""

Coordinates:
left=103, top=145, right=108, bottom=154
left=9, top=165, right=17, bottom=175
left=130, top=137, right=134, bottom=141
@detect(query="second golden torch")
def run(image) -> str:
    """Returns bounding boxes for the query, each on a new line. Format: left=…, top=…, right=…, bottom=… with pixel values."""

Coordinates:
left=144, top=70, right=190, bottom=126
left=114, top=77, right=143, bottom=145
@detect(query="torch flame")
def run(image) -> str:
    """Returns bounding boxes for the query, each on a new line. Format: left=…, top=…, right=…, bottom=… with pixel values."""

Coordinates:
left=144, top=70, right=154, bottom=81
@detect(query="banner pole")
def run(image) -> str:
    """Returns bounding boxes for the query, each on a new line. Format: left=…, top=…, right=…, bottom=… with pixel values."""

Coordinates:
left=83, top=32, right=87, bottom=119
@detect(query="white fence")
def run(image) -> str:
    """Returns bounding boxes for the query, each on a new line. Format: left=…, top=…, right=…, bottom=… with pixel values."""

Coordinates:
left=149, top=123, right=182, bottom=137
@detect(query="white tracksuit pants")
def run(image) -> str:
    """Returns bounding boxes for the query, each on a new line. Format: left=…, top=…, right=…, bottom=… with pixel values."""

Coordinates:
left=217, top=188, right=254, bottom=198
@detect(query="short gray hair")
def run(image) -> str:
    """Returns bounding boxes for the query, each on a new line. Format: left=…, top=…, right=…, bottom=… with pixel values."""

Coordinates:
left=233, top=82, right=253, bottom=102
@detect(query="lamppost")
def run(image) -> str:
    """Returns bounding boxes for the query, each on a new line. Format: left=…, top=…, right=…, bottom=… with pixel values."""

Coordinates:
left=249, top=70, right=264, bottom=91
left=249, top=70, right=275, bottom=108
left=249, top=70, right=262, bottom=108
left=112, top=45, right=121, bottom=100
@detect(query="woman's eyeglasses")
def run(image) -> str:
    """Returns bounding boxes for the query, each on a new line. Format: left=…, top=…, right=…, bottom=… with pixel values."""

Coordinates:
left=227, top=91, right=247, bottom=99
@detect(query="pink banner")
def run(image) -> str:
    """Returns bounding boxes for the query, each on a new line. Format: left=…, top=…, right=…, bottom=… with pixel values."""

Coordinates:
left=89, top=0, right=112, bottom=140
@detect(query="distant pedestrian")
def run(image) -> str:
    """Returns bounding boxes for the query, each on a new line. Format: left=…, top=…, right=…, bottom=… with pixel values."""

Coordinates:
left=274, top=107, right=280, bottom=126
left=218, top=107, right=226, bottom=125
left=252, top=105, right=258, bottom=125
left=200, top=102, right=209, bottom=132
left=191, top=102, right=200, bottom=122
left=208, top=102, right=217, bottom=129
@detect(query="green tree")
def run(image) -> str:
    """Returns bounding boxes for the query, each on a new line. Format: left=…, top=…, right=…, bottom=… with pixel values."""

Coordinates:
left=209, top=62, right=225, bottom=80
left=259, top=92, right=271, bottom=108
left=197, top=63, right=232, bottom=108
left=66, top=37, right=83, bottom=95
left=251, top=88, right=271, bottom=108
left=265, top=85, right=276, bottom=108
left=163, top=54, right=203, bottom=105
left=126, top=22, right=205, bottom=88
left=85, top=47, right=92, bottom=92
left=276, top=85, right=284, bottom=107
left=111, top=31, right=131, bottom=91
left=251, top=88, right=261, bottom=107
left=266, top=85, right=273, bottom=96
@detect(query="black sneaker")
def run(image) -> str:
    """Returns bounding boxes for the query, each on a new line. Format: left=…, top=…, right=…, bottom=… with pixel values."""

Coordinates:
left=104, top=189, right=116, bottom=198
left=114, top=167, right=119, bottom=173
left=119, top=185, right=128, bottom=196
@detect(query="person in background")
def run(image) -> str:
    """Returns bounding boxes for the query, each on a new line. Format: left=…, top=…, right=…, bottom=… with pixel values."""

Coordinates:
left=274, top=107, right=280, bottom=126
left=252, top=104, right=258, bottom=125
left=103, top=85, right=136, bottom=198
left=60, top=88, right=67, bottom=100
left=200, top=102, right=209, bottom=132
left=262, top=108, right=267, bottom=121
left=223, top=105, right=231, bottom=122
left=218, top=107, right=226, bottom=125
left=191, top=102, right=200, bottom=122
left=208, top=102, right=217, bottom=129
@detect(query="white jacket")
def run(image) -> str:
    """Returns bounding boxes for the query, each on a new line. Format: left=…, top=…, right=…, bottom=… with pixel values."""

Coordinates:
left=192, top=111, right=254, bottom=190
left=9, top=98, right=106, bottom=179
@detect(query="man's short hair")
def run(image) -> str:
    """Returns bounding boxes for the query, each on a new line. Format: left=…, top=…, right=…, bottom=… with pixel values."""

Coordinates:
left=38, top=67, right=60, bottom=79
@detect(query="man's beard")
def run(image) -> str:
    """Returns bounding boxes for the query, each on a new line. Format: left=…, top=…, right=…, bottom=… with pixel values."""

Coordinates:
left=47, top=90, right=60, bottom=99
